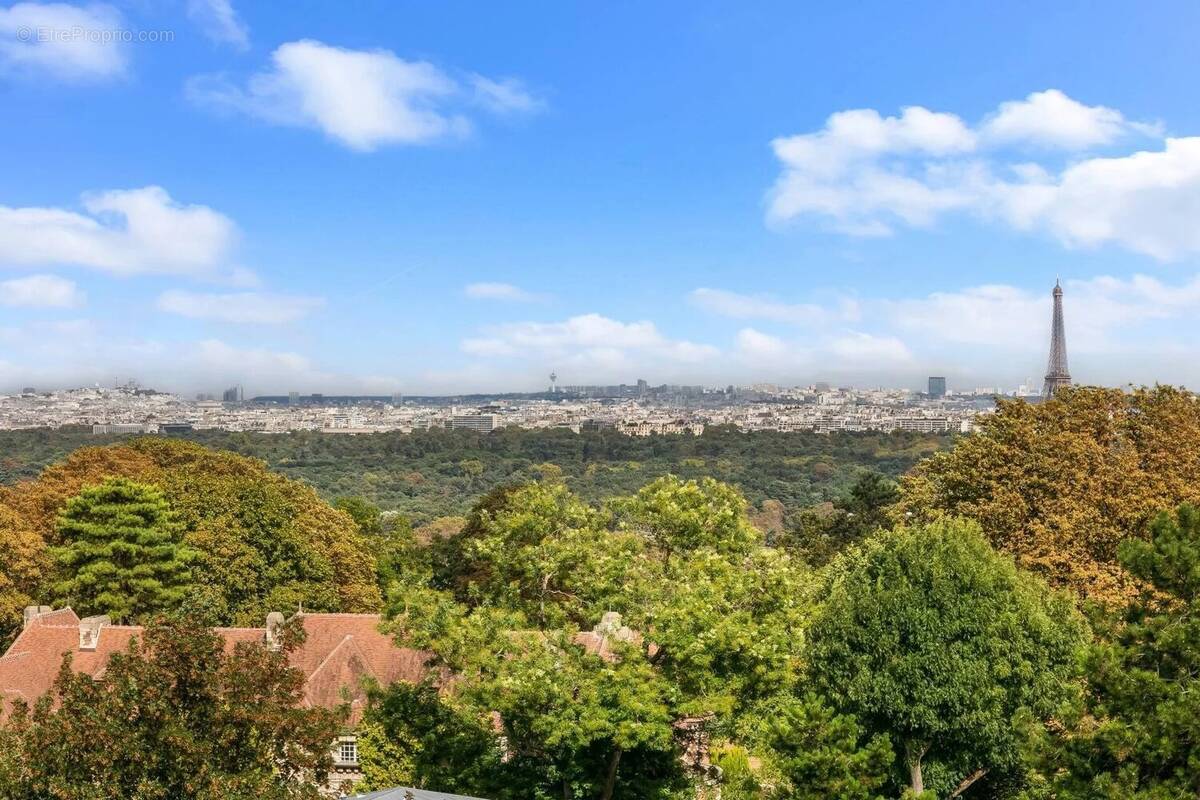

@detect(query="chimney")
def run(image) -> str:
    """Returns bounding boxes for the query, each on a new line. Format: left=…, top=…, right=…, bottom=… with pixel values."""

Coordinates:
left=23, top=605, right=52, bottom=629
left=265, top=612, right=285, bottom=651
left=78, top=615, right=110, bottom=650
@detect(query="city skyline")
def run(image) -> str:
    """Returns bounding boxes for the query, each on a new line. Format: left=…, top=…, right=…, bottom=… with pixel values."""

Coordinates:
left=5, top=3, right=1200, bottom=393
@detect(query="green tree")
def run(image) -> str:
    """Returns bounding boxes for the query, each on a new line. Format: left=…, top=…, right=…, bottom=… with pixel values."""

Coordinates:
left=458, top=459, right=485, bottom=486
left=838, top=471, right=899, bottom=531
left=1037, top=504, right=1200, bottom=798
left=51, top=478, right=194, bottom=622
left=336, top=497, right=423, bottom=592
left=807, top=519, right=1087, bottom=798
left=387, top=477, right=811, bottom=800
left=357, top=681, right=503, bottom=794
left=432, top=482, right=627, bottom=629
left=0, top=615, right=341, bottom=800
left=769, top=694, right=893, bottom=800
left=617, top=475, right=759, bottom=559
left=334, top=496, right=384, bottom=537
left=781, top=471, right=900, bottom=567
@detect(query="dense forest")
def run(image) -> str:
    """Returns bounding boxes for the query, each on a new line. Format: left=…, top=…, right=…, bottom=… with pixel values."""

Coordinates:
left=0, top=425, right=949, bottom=523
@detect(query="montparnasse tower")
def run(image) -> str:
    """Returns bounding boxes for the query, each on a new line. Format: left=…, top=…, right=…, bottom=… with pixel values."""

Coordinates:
left=1042, top=279, right=1072, bottom=398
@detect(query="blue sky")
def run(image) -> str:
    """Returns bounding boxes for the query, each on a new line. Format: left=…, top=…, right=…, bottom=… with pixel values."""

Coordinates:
left=2, top=0, right=1200, bottom=394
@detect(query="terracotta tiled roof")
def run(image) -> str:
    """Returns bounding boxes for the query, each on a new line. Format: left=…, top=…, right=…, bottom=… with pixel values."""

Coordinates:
left=0, top=608, right=429, bottom=725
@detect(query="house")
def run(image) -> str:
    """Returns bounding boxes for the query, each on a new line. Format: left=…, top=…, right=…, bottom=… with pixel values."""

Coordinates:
left=0, top=606, right=429, bottom=797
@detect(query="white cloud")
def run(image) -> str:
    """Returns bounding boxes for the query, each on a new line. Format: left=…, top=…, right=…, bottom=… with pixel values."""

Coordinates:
left=691, top=287, right=859, bottom=325
left=767, top=90, right=1199, bottom=259
left=0, top=273, right=83, bottom=307
left=767, top=111, right=980, bottom=232
left=887, top=284, right=1045, bottom=348
left=461, top=313, right=718, bottom=375
left=771, top=107, right=976, bottom=181
left=826, top=331, right=913, bottom=363
left=981, top=89, right=1142, bottom=149
left=156, top=290, right=323, bottom=324
left=464, top=282, right=541, bottom=302
left=0, top=186, right=239, bottom=277
left=193, top=339, right=322, bottom=381
left=188, top=40, right=539, bottom=151
left=734, top=327, right=788, bottom=359
left=470, top=75, right=540, bottom=114
left=994, top=138, right=1200, bottom=260
left=187, top=0, right=248, bottom=50
left=0, top=2, right=127, bottom=81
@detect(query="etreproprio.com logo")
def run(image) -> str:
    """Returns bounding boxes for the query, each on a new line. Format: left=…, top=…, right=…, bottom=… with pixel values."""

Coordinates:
left=14, top=25, right=175, bottom=44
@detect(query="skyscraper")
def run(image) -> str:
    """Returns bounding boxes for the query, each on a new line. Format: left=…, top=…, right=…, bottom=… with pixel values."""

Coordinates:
left=1042, top=279, right=1072, bottom=398
left=927, top=376, right=946, bottom=397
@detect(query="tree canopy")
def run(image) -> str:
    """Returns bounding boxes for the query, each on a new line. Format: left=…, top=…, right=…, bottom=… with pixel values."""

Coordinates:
left=896, top=386, right=1200, bottom=604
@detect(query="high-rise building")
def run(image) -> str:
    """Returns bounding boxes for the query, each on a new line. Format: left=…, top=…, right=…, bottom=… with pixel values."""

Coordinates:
left=927, top=376, right=947, bottom=397
left=1042, top=279, right=1072, bottom=398
left=222, top=385, right=243, bottom=403
left=288, top=391, right=300, bottom=406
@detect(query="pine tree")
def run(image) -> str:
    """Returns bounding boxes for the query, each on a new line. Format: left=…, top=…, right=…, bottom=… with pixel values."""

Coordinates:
left=51, top=478, right=194, bottom=622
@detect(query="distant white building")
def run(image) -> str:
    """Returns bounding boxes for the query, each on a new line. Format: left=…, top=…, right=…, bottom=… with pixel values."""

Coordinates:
left=449, top=414, right=500, bottom=433
left=617, top=419, right=703, bottom=437
left=91, top=423, right=158, bottom=435
left=894, top=417, right=951, bottom=433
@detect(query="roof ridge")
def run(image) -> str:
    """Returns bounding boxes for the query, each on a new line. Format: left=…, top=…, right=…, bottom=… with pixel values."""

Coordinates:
left=24, top=624, right=80, bottom=631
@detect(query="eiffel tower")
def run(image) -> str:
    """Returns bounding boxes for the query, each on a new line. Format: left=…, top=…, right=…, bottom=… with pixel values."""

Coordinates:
left=1042, top=279, right=1072, bottom=398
